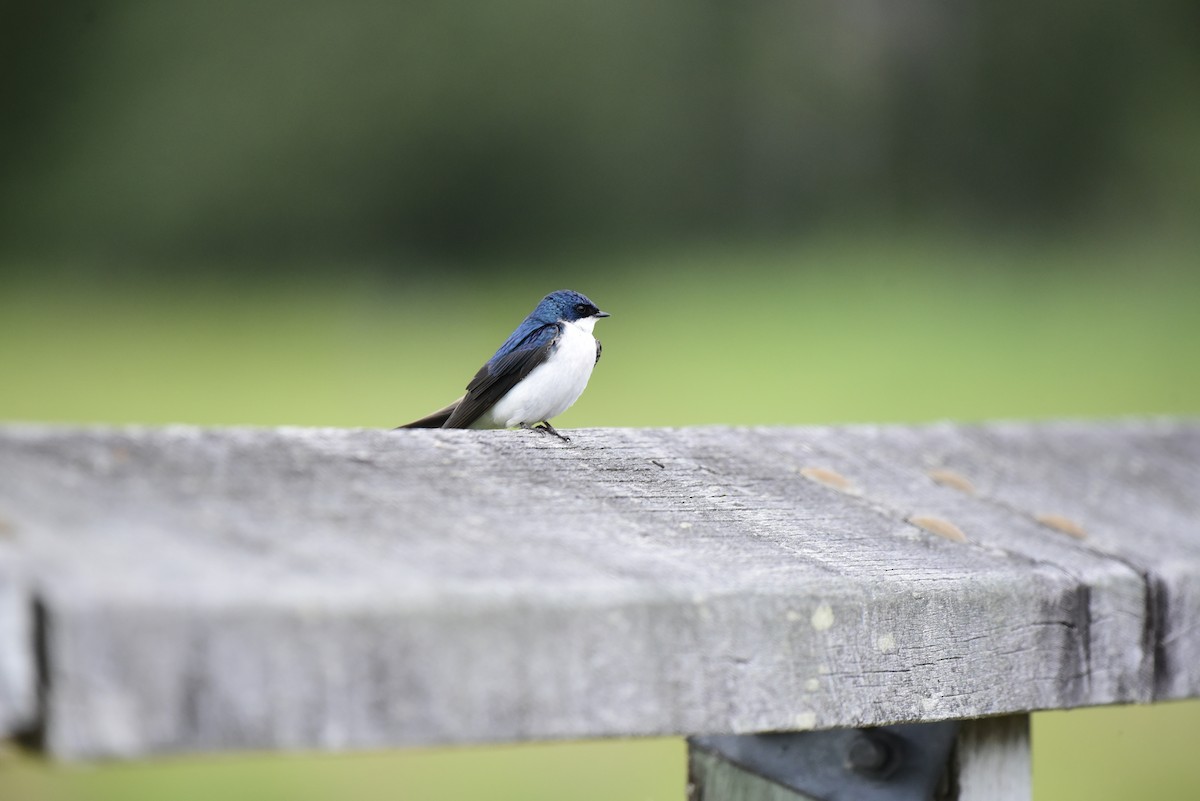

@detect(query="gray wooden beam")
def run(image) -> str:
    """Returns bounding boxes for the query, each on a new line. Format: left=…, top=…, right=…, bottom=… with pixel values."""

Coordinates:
left=793, top=421, right=1200, bottom=702
left=0, top=421, right=1196, bottom=759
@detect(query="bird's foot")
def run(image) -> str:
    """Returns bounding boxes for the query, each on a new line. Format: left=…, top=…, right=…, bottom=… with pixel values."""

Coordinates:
left=522, top=421, right=570, bottom=442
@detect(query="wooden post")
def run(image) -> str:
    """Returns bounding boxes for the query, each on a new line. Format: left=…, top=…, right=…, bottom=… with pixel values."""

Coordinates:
left=950, top=715, right=1031, bottom=801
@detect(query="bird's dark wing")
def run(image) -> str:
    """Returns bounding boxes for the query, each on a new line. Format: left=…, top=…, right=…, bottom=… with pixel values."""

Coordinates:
left=443, top=323, right=561, bottom=428
left=395, top=397, right=463, bottom=429
left=595, top=338, right=602, bottom=365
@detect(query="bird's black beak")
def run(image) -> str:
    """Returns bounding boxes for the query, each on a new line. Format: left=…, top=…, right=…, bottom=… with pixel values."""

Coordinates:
left=595, top=310, right=611, bottom=318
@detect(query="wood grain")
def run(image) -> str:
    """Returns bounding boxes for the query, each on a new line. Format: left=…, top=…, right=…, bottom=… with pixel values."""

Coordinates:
left=0, top=421, right=1196, bottom=759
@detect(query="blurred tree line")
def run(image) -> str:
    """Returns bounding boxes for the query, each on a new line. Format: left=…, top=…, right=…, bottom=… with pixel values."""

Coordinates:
left=1, top=0, right=1197, bottom=272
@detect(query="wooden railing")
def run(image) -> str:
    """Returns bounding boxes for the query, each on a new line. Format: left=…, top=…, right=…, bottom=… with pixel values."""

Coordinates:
left=1, top=421, right=1197, bottom=799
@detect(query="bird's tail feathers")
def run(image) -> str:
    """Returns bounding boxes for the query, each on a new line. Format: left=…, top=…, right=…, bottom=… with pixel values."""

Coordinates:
left=394, top=397, right=464, bottom=430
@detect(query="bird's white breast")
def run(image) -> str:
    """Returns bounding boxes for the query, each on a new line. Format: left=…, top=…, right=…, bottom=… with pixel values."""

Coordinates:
left=473, top=319, right=598, bottom=428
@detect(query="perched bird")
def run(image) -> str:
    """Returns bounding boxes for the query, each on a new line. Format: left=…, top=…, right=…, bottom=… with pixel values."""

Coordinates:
left=398, top=289, right=609, bottom=441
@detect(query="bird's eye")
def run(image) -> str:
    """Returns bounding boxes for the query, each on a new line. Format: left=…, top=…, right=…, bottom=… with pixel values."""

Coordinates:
left=574, top=303, right=589, bottom=314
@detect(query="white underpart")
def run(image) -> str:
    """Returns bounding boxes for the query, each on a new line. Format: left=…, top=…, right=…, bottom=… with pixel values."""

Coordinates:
left=471, top=315, right=600, bottom=429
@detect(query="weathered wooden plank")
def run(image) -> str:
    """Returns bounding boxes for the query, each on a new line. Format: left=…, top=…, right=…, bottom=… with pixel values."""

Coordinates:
left=802, top=421, right=1200, bottom=701
left=0, top=422, right=1196, bottom=759
left=692, top=426, right=1154, bottom=709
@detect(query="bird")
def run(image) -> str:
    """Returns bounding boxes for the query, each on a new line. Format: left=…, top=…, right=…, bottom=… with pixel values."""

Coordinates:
left=397, top=289, right=610, bottom=441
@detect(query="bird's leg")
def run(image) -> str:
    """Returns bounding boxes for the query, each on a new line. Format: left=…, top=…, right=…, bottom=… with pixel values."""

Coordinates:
left=534, top=421, right=571, bottom=442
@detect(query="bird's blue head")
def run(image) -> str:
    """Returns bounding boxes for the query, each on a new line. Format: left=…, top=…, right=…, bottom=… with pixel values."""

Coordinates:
left=532, top=290, right=610, bottom=325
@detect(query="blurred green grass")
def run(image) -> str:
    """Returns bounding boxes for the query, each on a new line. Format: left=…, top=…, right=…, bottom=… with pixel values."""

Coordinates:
left=3, top=234, right=1198, bottom=428
left=5, top=704, right=1200, bottom=800
left=2, top=234, right=1199, bottom=799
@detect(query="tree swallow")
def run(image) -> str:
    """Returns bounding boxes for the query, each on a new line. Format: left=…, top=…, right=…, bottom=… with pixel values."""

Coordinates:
left=398, top=289, right=610, bottom=441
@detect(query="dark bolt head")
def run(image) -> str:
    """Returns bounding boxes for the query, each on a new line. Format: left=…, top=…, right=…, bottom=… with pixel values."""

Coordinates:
left=847, top=730, right=899, bottom=777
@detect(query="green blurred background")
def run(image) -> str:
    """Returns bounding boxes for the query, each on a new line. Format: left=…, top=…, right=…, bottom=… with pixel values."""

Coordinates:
left=2, top=1, right=1199, bottom=798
